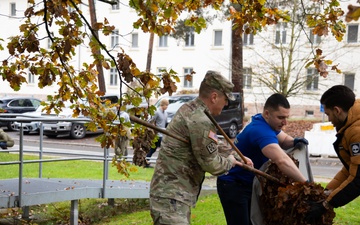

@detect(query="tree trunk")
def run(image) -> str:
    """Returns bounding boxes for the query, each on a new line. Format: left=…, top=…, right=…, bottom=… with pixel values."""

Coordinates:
left=146, top=33, right=155, bottom=72
left=231, top=20, right=244, bottom=126
left=89, top=0, right=106, bottom=93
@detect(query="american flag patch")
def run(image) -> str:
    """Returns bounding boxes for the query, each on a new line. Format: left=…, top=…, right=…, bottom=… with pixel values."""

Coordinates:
left=208, top=130, right=218, bottom=143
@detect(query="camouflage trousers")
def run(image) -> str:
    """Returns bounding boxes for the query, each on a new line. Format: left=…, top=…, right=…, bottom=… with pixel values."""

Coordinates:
left=150, top=196, right=191, bottom=225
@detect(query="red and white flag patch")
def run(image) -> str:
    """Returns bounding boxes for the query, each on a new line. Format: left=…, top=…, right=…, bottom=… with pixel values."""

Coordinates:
left=208, top=130, right=218, bottom=143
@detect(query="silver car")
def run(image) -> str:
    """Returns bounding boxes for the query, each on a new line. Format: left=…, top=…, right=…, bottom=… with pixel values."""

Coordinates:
left=13, top=106, right=53, bottom=134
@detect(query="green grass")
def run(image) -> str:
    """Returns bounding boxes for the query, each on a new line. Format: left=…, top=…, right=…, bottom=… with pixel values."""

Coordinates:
left=1, top=152, right=360, bottom=224
left=0, top=152, right=154, bottom=181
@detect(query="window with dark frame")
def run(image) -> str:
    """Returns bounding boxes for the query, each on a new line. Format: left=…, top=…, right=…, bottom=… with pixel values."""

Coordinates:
left=159, top=35, right=168, bottom=47
left=110, top=67, right=118, bottom=86
left=275, top=22, right=287, bottom=44
left=28, top=72, right=35, bottom=84
left=111, top=0, right=120, bottom=10
left=214, top=30, right=222, bottom=46
left=10, top=3, right=16, bottom=16
left=156, top=67, right=166, bottom=79
left=344, top=73, right=355, bottom=91
left=243, top=33, right=254, bottom=45
left=185, top=31, right=195, bottom=47
left=132, top=33, right=139, bottom=48
left=111, top=29, right=119, bottom=48
left=306, top=68, right=319, bottom=91
left=309, top=29, right=321, bottom=44
left=306, top=110, right=314, bottom=117
left=243, top=68, right=252, bottom=89
left=183, top=68, right=193, bottom=88
left=347, top=24, right=358, bottom=43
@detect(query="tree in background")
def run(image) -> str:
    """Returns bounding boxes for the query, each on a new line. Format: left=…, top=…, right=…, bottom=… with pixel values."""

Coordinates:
left=247, top=0, right=333, bottom=97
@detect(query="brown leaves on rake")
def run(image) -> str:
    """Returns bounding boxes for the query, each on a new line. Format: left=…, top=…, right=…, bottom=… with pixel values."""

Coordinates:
left=132, top=127, right=157, bottom=167
left=258, top=157, right=335, bottom=225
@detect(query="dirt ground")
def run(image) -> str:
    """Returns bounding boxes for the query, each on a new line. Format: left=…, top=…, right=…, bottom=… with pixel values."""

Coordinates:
left=282, top=120, right=320, bottom=138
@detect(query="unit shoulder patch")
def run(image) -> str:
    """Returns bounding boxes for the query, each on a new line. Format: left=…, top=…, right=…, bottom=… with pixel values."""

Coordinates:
left=351, top=143, right=360, bottom=156
left=206, top=142, right=217, bottom=154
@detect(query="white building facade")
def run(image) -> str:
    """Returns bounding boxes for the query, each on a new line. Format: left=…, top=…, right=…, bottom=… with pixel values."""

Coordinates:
left=0, top=0, right=359, bottom=119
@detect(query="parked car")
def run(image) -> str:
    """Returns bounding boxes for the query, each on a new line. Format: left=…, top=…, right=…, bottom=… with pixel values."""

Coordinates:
left=41, top=94, right=132, bottom=139
left=153, top=93, right=243, bottom=138
left=13, top=105, right=58, bottom=134
left=0, top=96, right=41, bottom=131
left=42, top=101, right=101, bottom=139
left=100, top=94, right=150, bottom=118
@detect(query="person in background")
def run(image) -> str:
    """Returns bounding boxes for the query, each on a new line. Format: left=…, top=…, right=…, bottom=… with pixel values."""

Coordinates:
left=305, top=85, right=360, bottom=222
left=217, top=93, right=308, bottom=225
left=149, top=70, right=253, bottom=225
left=114, top=110, right=131, bottom=156
left=0, top=128, right=14, bottom=149
left=145, top=98, right=169, bottom=167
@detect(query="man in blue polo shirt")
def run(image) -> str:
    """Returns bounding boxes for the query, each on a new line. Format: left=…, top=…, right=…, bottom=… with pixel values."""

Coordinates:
left=217, top=93, right=308, bottom=225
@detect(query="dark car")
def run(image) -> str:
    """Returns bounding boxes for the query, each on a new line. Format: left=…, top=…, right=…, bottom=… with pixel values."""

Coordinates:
left=0, top=96, right=41, bottom=130
left=153, top=93, right=243, bottom=138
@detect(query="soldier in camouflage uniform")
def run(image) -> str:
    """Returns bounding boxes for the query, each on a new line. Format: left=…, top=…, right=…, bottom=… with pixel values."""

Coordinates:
left=149, top=70, right=253, bottom=225
left=0, top=128, right=14, bottom=149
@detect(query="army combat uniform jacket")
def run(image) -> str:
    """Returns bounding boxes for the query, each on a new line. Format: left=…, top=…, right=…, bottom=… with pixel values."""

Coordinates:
left=150, top=97, right=234, bottom=207
left=326, top=99, right=360, bottom=207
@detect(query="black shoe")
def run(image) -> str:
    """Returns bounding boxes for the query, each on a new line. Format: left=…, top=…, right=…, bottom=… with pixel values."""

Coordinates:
left=144, top=163, right=153, bottom=168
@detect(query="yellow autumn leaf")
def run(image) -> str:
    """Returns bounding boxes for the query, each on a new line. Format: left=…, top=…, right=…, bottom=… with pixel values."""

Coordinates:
left=257, top=0, right=266, bottom=6
left=147, top=78, right=159, bottom=88
left=102, top=61, right=110, bottom=69
left=346, top=5, right=360, bottom=22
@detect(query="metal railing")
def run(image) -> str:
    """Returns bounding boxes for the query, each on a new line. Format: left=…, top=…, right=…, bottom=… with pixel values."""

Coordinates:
left=0, top=114, right=152, bottom=208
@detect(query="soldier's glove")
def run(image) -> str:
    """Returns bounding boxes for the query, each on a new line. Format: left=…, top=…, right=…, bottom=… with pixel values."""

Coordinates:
left=305, top=200, right=328, bottom=223
left=294, top=137, right=309, bottom=146
left=0, top=142, right=7, bottom=150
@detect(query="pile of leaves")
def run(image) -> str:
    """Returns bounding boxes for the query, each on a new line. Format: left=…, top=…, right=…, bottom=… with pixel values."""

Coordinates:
left=257, top=157, right=335, bottom=225
left=282, top=120, right=318, bottom=138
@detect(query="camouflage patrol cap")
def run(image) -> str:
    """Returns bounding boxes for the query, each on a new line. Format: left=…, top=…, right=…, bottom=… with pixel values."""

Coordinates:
left=202, top=70, right=235, bottom=101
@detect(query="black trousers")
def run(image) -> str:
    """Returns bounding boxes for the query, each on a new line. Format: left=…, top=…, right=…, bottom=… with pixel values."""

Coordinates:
left=217, top=179, right=253, bottom=225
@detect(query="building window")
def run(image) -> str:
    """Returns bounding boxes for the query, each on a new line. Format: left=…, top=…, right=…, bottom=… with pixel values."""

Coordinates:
left=159, top=35, right=168, bottom=47
left=111, top=0, right=120, bottom=10
left=347, top=24, right=358, bottom=43
left=131, top=33, right=138, bottom=48
left=272, top=68, right=283, bottom=89
left=110, top=67, right=118, bottom=86
left=111, top=29, right=119, bottom=48
left=156, top=67, right=166, bottom=80
left=214, top=30, right=222, bottom=46
left=156, top=67, right=166, bottom=76
left=309, top=29, right=321, bottom=44
left=305, top=110, right=314, bottom=117
left=243, top=68, right=252, bottom=89
left=306, top=68, right=319, bottom=90
left=183, top=68, right=193, bottom=88
left=344, top=73, right=355, bottom=91
left=275, top=22, right=287, bottom=44
left=243, top=32, right=254, bottom=46
left=10, top=3, right=16, bottom=16
left=185, top=31, right=195, bottom=47
left=28, top=72, right=35, bottom=84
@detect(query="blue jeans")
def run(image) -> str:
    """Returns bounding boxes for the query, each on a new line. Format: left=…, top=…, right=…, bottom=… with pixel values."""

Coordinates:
left=217, top=179, right=253, bottom=225
left=146, top=137, right=162, bottom=158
